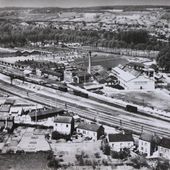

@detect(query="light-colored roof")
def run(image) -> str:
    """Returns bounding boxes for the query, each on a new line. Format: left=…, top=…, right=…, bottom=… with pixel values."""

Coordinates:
left=0, top=104, right=11, bottom=113
left=113, top=67, right=135, bottom=82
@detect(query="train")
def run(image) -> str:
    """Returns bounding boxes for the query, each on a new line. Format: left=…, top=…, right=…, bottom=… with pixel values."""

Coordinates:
left=125, top=105, right=138, bottom=113
left=73, top=90, right=89, bottom=98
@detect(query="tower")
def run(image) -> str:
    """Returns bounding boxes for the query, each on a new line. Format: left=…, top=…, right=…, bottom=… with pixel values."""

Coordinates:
left=88, top=51, right=92, bottom=74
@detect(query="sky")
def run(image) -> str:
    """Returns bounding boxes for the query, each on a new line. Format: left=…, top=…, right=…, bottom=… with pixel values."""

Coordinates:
left=0, top=0, right=169, bottom=8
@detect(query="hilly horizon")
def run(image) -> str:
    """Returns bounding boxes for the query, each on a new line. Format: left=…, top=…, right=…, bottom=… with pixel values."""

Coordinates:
left=0, top=0, right=170, bottom=8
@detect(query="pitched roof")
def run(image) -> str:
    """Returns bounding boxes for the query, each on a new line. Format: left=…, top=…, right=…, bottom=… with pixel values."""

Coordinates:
left=0, top=104, right=11, bottom=113
left=54, top=116, right=73, bottom=124
left=139, top=133, right=153, bottom=142
left=29, top=108, right=64, bottom=118
left=77, top=123, right=102, bottom=132
left=108, top=133, right=134, bottom=143
left=159, top=137, right=170, bottom=149
left=113, top=67, right=135, bottom=82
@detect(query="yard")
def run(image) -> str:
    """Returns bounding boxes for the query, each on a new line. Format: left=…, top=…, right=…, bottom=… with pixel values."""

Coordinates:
left=105, top=88, right=170, bottom=112
left=0, top=152, right=52, bottom=170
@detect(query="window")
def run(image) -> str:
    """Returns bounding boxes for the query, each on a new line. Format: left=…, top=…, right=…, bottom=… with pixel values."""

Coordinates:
left=141, top=147, right=143, bottom=150
left=66, top=124, right=68, bottom=128
left=83, top=130, right=86, bottom=134
left=112, top=144, right=114, bottom=147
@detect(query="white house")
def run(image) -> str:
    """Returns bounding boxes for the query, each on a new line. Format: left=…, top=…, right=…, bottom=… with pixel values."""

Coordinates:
left=138, top=133, right=160, bottom=157
left=158, top=137, right=170, bottom=160
left=108, top=133, right=134, bottom=152
left=112, top=63, right=155, bottom=90
left=76, top=123, right=104, bottom=141
left=54, top=116, right=74, bottom=135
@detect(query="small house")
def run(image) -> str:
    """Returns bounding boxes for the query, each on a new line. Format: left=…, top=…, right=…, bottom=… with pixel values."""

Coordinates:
left=107, top=133, right=134, bottom=152
left=138, top=133, right=160, bottom=157
left=54, top=116, right=74, bottom=135
left=158, top=137, right=170, bottom=160
left=76, top=123, right=104, bottom=141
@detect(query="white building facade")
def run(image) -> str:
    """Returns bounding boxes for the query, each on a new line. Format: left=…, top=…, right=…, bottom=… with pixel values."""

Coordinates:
left=108, top=134, right=134, bottom=152
left=112, top=65, right=155, bottom=90
left=158, top=137, right=170, bottom=160
left=54, top=116, right=74, bottom=135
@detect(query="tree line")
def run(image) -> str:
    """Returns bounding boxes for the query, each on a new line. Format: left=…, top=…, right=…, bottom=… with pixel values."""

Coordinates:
left=0, top=21, right=166, bottom=51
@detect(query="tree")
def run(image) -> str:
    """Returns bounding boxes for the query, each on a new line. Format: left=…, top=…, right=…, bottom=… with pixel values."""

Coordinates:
left=157, top=46, right=170, bottom=72
left=156, top=159, right=170, bottom=170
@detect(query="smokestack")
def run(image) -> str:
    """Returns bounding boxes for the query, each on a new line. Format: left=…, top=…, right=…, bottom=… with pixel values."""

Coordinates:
left=88, top=51, right=91, bottom=74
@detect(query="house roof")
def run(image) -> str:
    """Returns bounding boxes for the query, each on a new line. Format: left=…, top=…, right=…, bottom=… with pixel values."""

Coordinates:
left=113, top=67, right=135, bottom=82
left=127, top=62, right=145, bottom=68
left=139, top=133, right=153, bottom=142
left=159, top=137, right=170, bottom=149
left=0, top=104, right=11, bottom=113
left=54, top=116, right=73, bottom=124
left=29, top=108, right=64, bottom=118
left=4, top=99, right=15, bottom=105
left=77, top=123, right=102, bottom=132
left=108, top=133, right=134, bottom=142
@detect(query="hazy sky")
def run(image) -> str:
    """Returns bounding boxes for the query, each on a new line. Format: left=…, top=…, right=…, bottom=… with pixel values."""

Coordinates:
left=0, top=0, right=169, bottom=8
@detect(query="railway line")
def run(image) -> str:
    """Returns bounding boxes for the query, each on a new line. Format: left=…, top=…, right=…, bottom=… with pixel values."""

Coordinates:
left=0, top=80, right=170, bottom=138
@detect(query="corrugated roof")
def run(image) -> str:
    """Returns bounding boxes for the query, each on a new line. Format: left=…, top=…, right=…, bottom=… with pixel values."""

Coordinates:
left=108, top=133, right=134, bottom=142
left=113, top=67, right=135, bottom=82
left=159, top=137, right=170, bottom=149
left=77, top=123, right=102, bottom=132
left=54, top=116, right=73, bottom=124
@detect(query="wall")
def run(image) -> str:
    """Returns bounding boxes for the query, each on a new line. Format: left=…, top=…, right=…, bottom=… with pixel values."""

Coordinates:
left=138, top=139, right=151, bottom=156
left=158, top=146, right=170, bottom=160
left=77, top=128, right=97, bottom=141
left=54, top=123, right=71, bottom=135
left=110, top=141, right=134, bottom=152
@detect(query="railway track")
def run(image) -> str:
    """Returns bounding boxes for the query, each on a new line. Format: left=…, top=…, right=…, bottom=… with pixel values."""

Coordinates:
left=0, top=80, right=170, bottom=138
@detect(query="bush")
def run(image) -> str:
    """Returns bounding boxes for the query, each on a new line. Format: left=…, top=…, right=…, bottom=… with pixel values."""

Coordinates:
left=51, top=131, right=70, bottom=140
left=156, top=159, right=170, bottom=170
left=48, top=158, right=61, bottom=168
left=130, top=156, right=149, bottom=169
left=94, top=152, right=101, bottom=158
left=111, top=148, right=130, bottom=159
left=103, top=144, right=110, bottom=155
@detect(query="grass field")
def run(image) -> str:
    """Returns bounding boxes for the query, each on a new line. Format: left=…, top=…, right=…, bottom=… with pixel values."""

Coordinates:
left=0, top=152, right=52, bottom=170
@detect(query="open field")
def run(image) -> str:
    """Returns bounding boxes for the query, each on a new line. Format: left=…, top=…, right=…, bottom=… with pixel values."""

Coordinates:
left=107, top=89, right=170, bottom=112
left=0, top=152, right=52, bottom=170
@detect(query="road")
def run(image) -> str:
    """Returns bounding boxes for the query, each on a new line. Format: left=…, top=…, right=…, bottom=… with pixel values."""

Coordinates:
left=0, top=78, right=170, bottom=138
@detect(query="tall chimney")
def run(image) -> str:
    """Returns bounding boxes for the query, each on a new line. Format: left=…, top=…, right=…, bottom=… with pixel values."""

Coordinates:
left=88, top=51, right=91, bottom=74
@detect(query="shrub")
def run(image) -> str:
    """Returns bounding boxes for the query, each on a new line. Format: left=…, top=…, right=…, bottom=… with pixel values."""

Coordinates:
left=48, top=158, right=61, bottom=168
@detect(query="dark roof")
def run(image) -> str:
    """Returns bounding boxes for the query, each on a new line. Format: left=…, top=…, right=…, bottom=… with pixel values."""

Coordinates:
left=4, top=99, right=15, bottom=105
left=139, top=133, right=153, bottom=142
left=140, top=133, right=161, bottom=144
left=54, top=116, right=73, bottom=124
left=77, top=123, right=103, bottom=132
left=108, top=133, right=134, bottom=142
left=29, top=108, right=64, bottom=118
left=127, top=62, right=145, bottom=68
left=159, top=137, right=170, bottom=149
